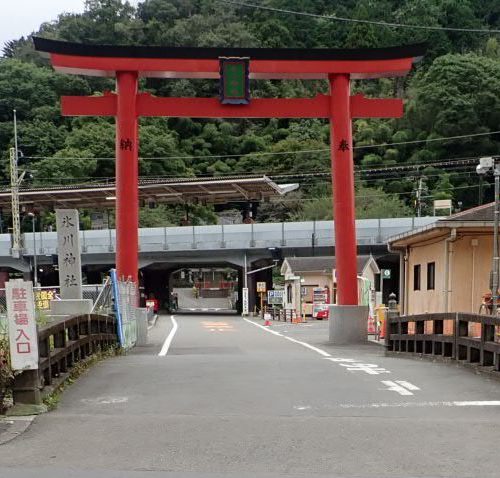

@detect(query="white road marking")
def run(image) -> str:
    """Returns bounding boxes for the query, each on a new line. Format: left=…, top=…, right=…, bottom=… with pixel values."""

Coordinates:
left=395, top=380, right=420, bottom=391
left=283, top=336, right=331, bottom=357
left=381, top=380, right=414, bottom=396
left=244, top=319, right=418, bottom=383
left=324, top=358, right=357, bottom=363
left=147, top=314, right=159, bottom=331
left=294, top=405, right=312, bottom=411
left=340, top=401, right=500, bottom=409
left=340, top=363, right=391, bottom=375
left=243, top=318, right=284, bottom=337
left=158, top=315, right=178, bottom=357
left=82, top=396, right=129, bottom=405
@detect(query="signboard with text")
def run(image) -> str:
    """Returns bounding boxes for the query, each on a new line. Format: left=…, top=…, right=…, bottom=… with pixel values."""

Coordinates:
left=34, top=288, right=57, bottom=310
left=56, top=209, right=83, bottom=299
left=381, top=269, right=391, bottom=280
left=242, top=287, right=249, bottom=315
left=6, top=279, right=39, bottom=370
left=256, top=282, right=266, bottom=293
left=267, top=290, right=284, bottom=306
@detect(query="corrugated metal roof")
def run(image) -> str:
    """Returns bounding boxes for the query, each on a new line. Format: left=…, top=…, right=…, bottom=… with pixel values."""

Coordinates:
left=0, top=176, right=298, bottom=209
left=284, top=255, right=375, bottom=274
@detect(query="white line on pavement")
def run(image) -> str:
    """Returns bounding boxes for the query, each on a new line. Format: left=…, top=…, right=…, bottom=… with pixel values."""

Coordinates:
left=395, top=380, right=420, bottom=391
left=381, top=380, right=414, bottom=396
left=243, top=318, right=284, bottom=337
left=158, top=315, right=178, bottom=357
left=340, top=400, right=500, bottom=409
left=283, top=335, right=331, bottom=357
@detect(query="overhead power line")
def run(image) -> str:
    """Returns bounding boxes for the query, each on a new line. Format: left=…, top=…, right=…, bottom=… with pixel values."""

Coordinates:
left=22, top=130, right=500, bottom=163
left=7, top=162, right=482, bottom=190
left=220, top=0, right=500, bottom=34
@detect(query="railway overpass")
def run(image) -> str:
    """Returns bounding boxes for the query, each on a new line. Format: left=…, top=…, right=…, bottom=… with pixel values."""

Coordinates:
left=0, top=216, right=436, bottom=311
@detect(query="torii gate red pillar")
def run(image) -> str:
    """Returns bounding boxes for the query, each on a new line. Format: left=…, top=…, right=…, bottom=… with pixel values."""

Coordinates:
left=115, top=71, right=139, bottom=282
left=330, top=74, right=358, bottom=305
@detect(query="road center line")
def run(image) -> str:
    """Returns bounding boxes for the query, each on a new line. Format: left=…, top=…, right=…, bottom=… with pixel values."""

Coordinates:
left=158, top=315, right=178, bottom=357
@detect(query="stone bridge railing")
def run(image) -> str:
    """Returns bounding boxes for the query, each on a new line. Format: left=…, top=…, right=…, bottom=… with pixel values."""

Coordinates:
left=11, top=314, right=117, bottom=410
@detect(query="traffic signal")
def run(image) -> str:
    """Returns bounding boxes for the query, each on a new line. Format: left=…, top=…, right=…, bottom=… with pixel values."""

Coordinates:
left=219, top=57, right=250, bottom=105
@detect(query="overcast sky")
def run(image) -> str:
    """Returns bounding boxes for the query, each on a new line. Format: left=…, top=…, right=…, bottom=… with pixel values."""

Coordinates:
left=1, top=0, right=139, bottom=49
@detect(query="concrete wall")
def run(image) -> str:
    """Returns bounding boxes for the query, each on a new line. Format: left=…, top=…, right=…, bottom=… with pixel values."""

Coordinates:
left=406, top=232, right=492, bottom=314
left=451, top=234, right=492, bottom=314
left=407, top=239, right=446, bottom=314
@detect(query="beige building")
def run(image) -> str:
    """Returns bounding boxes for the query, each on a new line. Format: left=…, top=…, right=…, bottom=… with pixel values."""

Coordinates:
left=389, top=203, right=494, bottom=315
left=280, top=255, right=380, bottom=317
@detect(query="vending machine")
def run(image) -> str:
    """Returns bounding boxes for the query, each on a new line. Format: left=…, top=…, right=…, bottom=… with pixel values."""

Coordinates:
left=312, top=287, right=330, bottom=319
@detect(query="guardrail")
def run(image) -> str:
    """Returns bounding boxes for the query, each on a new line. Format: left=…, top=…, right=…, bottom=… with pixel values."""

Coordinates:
left=12, top=314, right=118, bottom=407
left=11, top=217, right=437, bottom=258
left=386, top=311, right=500, bottom=371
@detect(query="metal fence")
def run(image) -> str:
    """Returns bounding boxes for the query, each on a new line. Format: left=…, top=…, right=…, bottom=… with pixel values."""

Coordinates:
left=118, top=280, right=138, bottom=350
left=0, top=283, right=109, bottom=339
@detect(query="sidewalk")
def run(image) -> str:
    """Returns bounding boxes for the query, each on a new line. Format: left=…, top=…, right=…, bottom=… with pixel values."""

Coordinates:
left=0, top=416, right=35, bottom=445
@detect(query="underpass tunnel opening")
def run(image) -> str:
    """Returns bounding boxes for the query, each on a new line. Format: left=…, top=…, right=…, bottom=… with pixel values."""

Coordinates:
left=141, top=262, right=243, bottom=314
left=170, top=266, right=240, bottom=313
left=245, top=258, right=275, bottom=314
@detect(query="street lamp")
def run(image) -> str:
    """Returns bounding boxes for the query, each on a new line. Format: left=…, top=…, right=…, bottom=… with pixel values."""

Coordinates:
left=477, top=156, right=500, bottom=315
left=27, top=212, right=38, bottom=287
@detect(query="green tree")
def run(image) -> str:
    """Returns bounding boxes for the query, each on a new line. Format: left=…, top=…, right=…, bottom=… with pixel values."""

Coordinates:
left=33, top=148, right=97, bottom=185
left=293, top=185, right=412, bottom=221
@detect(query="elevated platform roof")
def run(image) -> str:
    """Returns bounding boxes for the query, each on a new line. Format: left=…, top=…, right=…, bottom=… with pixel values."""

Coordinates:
left=0, top=176, right=298, bottom=210
left=34, top=37, right=426, bottom=80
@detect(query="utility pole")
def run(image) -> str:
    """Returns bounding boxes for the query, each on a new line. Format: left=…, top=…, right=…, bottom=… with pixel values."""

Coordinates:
left=477, top=157, right=500, bottom=316
left=494, top=165, right=499, bottom=316
left=10, top=109, right=21, bottom=258
left=416, top=177, right=424, bottom=217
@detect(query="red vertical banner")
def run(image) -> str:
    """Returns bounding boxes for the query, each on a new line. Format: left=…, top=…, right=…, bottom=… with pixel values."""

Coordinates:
left=329, top=74, right=358, bottom=305
left=116, top=71, right=139, bottom=284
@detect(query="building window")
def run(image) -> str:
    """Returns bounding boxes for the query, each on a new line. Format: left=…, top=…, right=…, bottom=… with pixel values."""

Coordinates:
left=287, top=284, right=292, bottom=303
left=427, top=262, right=435, bottom=290
left=413, top=264, right=421, bottom=291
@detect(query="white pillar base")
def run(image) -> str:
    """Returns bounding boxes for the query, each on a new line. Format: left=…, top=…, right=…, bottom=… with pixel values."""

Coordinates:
left=328, top=305, right=368, bottom=345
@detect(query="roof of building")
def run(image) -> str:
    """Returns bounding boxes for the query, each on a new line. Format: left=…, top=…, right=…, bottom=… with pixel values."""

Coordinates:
left=446, top=202, right=494, bottom=222
left=0, top=176, right=298, bottom=210
left=388, top=202, right=495, bottom=247
left=283, top=255, right=378, bottom=275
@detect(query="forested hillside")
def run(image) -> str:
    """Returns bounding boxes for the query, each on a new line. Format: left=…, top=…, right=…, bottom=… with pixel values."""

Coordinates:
left=1, top=0, right=500, bottom=226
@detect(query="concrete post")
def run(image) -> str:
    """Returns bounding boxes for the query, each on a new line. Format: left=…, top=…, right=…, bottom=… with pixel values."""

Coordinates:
left=386, top=292, right=399, bottom=349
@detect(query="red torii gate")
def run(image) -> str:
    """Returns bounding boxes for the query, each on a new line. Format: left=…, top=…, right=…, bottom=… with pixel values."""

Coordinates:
left=34, top=38, right=424, bottom=309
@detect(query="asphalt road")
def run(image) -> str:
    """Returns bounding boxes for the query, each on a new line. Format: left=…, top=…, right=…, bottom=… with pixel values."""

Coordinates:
left=1, top=314, right=500, bottom=477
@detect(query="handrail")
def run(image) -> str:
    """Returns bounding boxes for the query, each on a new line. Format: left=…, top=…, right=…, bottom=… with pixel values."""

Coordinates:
left=11, top=313, right=118, bottom=407
left=386, top=311, right=500, bottom=371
